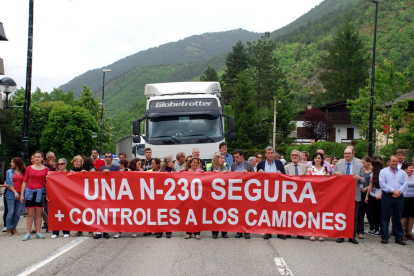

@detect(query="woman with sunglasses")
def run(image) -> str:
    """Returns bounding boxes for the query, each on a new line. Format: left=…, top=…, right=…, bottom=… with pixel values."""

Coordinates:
left=51, top=158, right=71, bottom=238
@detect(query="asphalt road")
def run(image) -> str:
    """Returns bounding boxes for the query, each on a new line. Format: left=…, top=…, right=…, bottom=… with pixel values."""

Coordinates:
left=1, top=208, right=414, bottom=275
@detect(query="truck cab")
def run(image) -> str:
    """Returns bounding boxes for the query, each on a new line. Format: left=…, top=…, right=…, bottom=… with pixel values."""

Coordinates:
left=133, top=82, right=235, bottom=162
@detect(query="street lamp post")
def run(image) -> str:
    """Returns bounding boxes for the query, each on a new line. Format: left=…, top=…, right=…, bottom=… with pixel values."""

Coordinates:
left=100, top=69, right=111, bottom=155
left=21, top=0, right=34, bottom=165
left=273, top=97, right=277, bottom=150
left=273, top=97, right=281, bottom=150
left=368, top=0, right=379, bottom=157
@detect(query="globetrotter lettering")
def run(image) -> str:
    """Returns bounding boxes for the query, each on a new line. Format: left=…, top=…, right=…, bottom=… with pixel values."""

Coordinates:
left=154, top=100, right=212, bottom=108
left=48, top=172, right=356, bottom=238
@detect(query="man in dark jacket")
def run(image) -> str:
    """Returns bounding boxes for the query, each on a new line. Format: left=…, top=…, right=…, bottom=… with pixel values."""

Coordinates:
left=257, top=146, right=287, bottom=240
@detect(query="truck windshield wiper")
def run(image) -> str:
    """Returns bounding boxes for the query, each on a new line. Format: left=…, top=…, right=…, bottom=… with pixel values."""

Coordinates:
left=186, top=133, right=214, bottom=142
left=151, top=135, right=181, bottom=143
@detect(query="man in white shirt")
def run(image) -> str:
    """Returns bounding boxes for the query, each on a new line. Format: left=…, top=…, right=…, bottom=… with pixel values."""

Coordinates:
left=379, top=155, right=408, bottom=245
left=174, top=152, right=186, bottom=171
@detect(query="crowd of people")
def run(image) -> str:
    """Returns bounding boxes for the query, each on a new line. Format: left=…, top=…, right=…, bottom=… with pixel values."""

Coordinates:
left=1, top=144, right=413, bottom=246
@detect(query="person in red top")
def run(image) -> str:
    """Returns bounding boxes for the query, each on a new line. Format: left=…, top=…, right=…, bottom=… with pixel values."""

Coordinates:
left=91, top=149, right=105, bottom=171
left=20, top=151, right=49, bottom=241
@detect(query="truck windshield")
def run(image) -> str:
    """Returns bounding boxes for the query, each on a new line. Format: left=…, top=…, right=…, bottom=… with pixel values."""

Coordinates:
left=147, top=115, right=223, bottom=141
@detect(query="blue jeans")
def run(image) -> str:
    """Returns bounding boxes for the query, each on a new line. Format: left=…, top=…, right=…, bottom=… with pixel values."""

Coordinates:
left=6, top=196, right=22, bottom=229
left=381, top=192, right=404, bottom=240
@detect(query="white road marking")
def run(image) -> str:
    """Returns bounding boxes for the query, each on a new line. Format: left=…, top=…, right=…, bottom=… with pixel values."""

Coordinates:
left=274, top=257, right=294, bottom=276
left=15, top=237, right=87, bottom=276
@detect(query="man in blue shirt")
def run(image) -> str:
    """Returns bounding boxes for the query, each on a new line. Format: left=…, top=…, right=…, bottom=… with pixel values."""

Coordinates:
left=219, top=142, right=233, bottom=169
left=99, top=152, right=120, bottom=173
left=379, top=155, right=408, bottom=245
left=94, top=152, right=119, bottom=240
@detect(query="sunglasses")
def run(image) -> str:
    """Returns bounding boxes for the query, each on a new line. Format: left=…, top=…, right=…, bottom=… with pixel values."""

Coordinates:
left=57, top=163, right=66, bottom=165
left=104, top=156, right=112, bottom=158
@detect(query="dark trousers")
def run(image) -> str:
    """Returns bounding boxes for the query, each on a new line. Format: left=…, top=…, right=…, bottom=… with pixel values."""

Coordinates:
left=353, top=201, right=359, bottom=238
left=381, top=192, right=404, bottom=240
left=368, top=194, right=382, bottom=232
left=357, top=192, right=372, bottom=234
left=212, top=231, right=227, bottom=236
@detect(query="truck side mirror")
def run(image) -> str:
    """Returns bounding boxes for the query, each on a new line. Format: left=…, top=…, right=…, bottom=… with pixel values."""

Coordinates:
left=228, top=132, right=236, bottom=140
left=133, top=136, right=141, bottom=143
left=133, top=120, right=141, bottom=135
left=228, top=117, right=235, bottom=133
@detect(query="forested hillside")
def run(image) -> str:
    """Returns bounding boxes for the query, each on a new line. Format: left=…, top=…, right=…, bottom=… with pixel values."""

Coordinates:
left=59, top=0, right=414, bottom=144
left=59, top=29, right=262, bottom=97
left=275, top=0, right=414, bottom=108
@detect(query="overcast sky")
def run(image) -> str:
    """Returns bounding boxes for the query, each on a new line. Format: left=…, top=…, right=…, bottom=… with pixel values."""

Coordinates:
left=1, top=0, right=324, bottom=92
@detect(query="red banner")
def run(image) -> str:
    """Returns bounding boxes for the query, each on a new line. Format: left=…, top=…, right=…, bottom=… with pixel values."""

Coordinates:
left=48, top=171, right=356, bottom=238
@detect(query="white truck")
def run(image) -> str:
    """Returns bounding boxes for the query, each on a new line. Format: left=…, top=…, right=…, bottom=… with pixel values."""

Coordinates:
left=116, top=134, right=146, bottom=160
left=132, top=82, right=235, bottom=162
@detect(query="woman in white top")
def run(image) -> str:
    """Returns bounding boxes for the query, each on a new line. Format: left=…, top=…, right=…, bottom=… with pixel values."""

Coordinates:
left=307, top=153, right=330, bottom=176
left=307, top=152, right=329, bottom=242
left=365, top=161, right=383, bottom=236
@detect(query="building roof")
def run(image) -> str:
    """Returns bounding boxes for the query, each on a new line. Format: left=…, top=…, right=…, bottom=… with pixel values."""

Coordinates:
left=385, top=91, right=414, bottom=106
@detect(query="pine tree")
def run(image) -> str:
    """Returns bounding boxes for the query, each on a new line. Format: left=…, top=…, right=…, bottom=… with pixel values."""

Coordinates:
left=221, top=41, right=249, bottom=104
left=222, top=41, right=249, bottom=86
left=200, top=65, right=219, bottom=81
left=229, top=71, right=257, bottom=149
left=247, top=32, right=285, bottom=110
left=318, top=19, right=370, bottom=101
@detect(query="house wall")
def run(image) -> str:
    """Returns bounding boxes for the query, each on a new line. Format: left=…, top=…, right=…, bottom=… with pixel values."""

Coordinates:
left=295, top=121, right=360, bottom=143
left=333, top=124, right=361, bottom=143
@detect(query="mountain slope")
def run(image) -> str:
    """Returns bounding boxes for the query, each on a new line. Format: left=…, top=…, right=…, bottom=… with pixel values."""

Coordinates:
left=59, top=29, right=262, bottom=96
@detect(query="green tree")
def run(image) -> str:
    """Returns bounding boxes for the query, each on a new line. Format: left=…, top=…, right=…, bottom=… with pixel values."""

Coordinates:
left=200, top=65, right=219, bottom=81
left=75, top=85, right=101, bottom=120
left=247, top=32, right=286, bottom=110
left=50, top=88, right=75, bottom=106
left=348, top=60, right=411, bottom=144
left=275, top=88, right=298, bottom=145
left=244, top=32, right=292, bottom=146
left=228, top=71, right=257, bottom=149
left=75, top=85, right=112, bottom=152
left=222, top=41, right=249, bottom=86
left=318, top=19, right=371, bottom=101
left=221, top=41, right=249, bottom=104
left=40, top=103, right=99, bottom=157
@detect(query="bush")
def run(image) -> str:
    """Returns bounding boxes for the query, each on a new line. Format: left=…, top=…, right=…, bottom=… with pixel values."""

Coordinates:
left=353, top=139, right=369, bottom=158
left=380, top=133, right=414, bottom=161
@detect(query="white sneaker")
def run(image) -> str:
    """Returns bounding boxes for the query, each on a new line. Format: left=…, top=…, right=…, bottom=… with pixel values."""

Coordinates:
left=63, top=234, right=70, bottom=238
left=131, top=233, right=138, bottom=238
left=51, top=234, right=58, bottom=239
left=2, top=227, right=7, bottom=232
left=113, top=233, right=121, bottom=239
